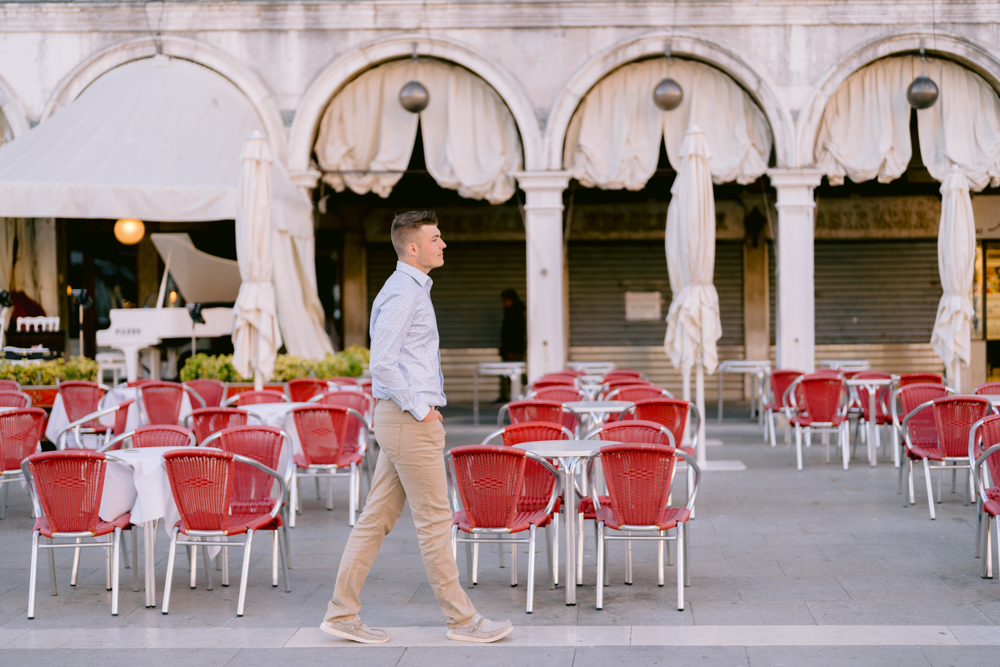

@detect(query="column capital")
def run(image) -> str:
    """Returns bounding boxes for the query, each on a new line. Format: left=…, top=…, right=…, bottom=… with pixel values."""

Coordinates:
left=767, top=168, right=824, bottom=189
left=515, top=170, right=571, bottom=192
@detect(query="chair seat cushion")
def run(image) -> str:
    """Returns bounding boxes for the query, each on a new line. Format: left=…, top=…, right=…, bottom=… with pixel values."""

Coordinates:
left=906, top=445, right=946, bottom=462
left=516, top=495, right=561, bottom=514
left=175, top=512, right=277, bottom=536
left=578, top=495, right=611, bottom=520
left=453, top=509, right=551, bottom=534
left=985, top=498, right=1000, bottom=518
left=230, top=500, right=284, bottom=527
left=34, top=512, right=131, bottom=539
left=595, top=504, right=690, bottom=531
left=790, top=415, right=845, bottom=427
left=294, top=452, right=363, bottom=469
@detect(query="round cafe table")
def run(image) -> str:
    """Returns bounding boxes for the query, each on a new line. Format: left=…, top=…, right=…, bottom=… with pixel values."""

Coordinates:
left=512, top=439, right=619, bottom=606
left=844, top=377, right=894, bottom=468
left=563, top=400, right=634, bottom=432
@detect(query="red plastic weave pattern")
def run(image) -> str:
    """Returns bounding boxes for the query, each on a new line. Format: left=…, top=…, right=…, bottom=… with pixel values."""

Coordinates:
left=112, top=400, right=133, bottom=445
left=604, top=377, right=651, bottom=391
left=604, top=370, right=643, bottom=380
left=316, top=391, right=372, bottom=448
left=235, top=390, right=286, bottom=406
left=329, top=377, right=360, bottom=387
left=932, top=397, right=993, bottom=459
left=184, top=380, right=226, bottom=408
left=0, top=380, right=18, bottom=391
left=287, top=379, right=329, bottom=403
left=58, top=381, right=105, bottom=426
left=163, top=449, right=235, bottom=533
left=292, top=405, right=357, bottom=465
left=768, top=370, right=804, bottom=409
left=497, top=422, right=564, bottom=512
left=632, top=399, right=690, bottom=446
left=534, top=387, right=585, bottom=403
left=0, top=391, right=31, bottom=409
left=27, top=450, right=106, bottom=533
left=131, top=425, right=193, bottom=449
left=190, top=408, right=249, bottom=444
left=532, top=377, right=576, bottom=389
left=499, top=422, right=567, bottom=446
left=599, top=443, right=676, bottom=527
left=215, top=426, right=283, bottom=515
left=450, top=445, right=525, bottom=530
left=900, top=373, right=944, bottom=387
left=507, top=399, right=578, bottom=433
left=598, top=420, right=672, bottom=445
left=979, top=415, right=1000, bottom=488
left=139, top=381, right=185, bottom=425
left=899, top=384, right=950, bottom=450
left=797, top=375, right=846, bottom=423
left=611, top=385, right=668, bottom=402
left=0, top=408, right=46, bottom=472
left=975, top=383, right=1000, bottom=396
left=853, top=372, right=894, bottom=423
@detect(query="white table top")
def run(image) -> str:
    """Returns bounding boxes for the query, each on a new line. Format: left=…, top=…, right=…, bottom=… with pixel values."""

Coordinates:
left=514, top=439, right=618, bottom=458
left=564, top=400, right=633, bottom=414
left=243, top=402, right=311, bottom=426
left=845, top=377, right=894, bottom=386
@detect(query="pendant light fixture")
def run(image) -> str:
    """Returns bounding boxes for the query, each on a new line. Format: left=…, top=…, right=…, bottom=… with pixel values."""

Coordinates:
left=907, top=41, right=939, bottom=110
left=399, top=44, right=429, bottom=114
left=654, top=0, right=683, bottom=111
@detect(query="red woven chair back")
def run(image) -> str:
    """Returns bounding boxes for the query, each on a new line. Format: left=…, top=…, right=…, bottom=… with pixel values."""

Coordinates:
left=532, top=377, right=576, bottom=389
left=214, top=426, right=283, bottom=514
left=496, top=422, right=564, bottom=512
left=599, top=420, right=672, bottom=445
left=139, top=381, right=185, bottom=424
left=611, top=385, right=668, bottom=402
left=852, top=372, right=894, bottom=421
left=0, top=379, right=18, bottom=391
left=315, top=392, right=371, bottom=446
left=329, top=377, right=360, bottom=387
left=0, top=390, right=31, bottom=408
left=604, top=377, right=651, bottom=391
left=0, top=408, right=46, bottom=472
left=163, top=449, right=235, bottom=533
left=109, top=400, right=134, bottom=450
left=599, top=443, right=676, bottom=527
left=27, top=450, right=107, bottom=533
left=900, top=372, right=944, bottom=387
left=183, top=379, right=225, bottom=407
left=234, top=390, right=286, bottom=406
left=507, top=399, right=577, bottom=432
left=632, top=399, right=690, bottom=445
left=978, top=415, right=1000, bottom=487
left=500, top=421, right=568, bottom=446
left=798, top=375, right=846, bottom=423
left=604, top=370, right=643, bottom=380
left=534, top=386, right=584, bottom=403
left=189, top=408, right=248, bottom=444
left=292, top=405, right=356, bottom=465
left=449, top=444, right=525, bottom=530
left=287, top=379, right=329, bottom=403
left=932, top=396, right=993, bottom=458
left=768, top=370, right=804, bottom=408
left=899, top=383, right=950, bottom=448
left=132, top=425, right=193, bottom=448
left=126, top=379, right=156, bottom=388
left=975, top=383, right=1000, bottom=396
left=58, top=381, right=105, bottom=425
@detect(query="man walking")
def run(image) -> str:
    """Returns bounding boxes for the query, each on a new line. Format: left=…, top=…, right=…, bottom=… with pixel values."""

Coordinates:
left=320, top=211, right=513, bottom=644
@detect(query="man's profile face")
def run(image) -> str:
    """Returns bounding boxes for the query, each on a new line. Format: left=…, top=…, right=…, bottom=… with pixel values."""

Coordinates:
left=408, top=224, right=446, bottom=272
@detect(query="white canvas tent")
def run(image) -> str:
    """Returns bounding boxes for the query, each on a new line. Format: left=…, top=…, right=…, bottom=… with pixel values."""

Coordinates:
left=0, top=55, right=332, bottom=360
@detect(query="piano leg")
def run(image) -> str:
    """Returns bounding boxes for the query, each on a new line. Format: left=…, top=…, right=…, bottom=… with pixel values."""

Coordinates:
left=116, top=345, right=144, bottom=383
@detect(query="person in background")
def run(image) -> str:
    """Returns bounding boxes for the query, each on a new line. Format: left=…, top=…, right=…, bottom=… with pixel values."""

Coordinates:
left=498, top=289, right=526, bottom=402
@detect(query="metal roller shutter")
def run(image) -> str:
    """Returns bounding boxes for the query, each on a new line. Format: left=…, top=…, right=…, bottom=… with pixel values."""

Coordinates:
left=366, top=242, right=527, bottom=349
left=568, top=241, right=744, bottom=347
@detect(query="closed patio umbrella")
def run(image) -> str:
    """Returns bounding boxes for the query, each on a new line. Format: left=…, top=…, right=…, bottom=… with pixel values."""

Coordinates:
left=664, top=126, right=721, bottom=466
left=232, top=131, right=282, bottom=389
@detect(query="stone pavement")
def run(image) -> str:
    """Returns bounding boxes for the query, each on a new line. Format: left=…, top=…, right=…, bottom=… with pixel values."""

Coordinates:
left=2, top=408, right=1000, bottom=665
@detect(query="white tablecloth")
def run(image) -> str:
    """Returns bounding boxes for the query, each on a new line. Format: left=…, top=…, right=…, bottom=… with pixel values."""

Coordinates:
left=45, top=387, right=194, bottom=448
left=243, top=402, right=310, bottom=457
left=101, top=446, right=183, bottom=528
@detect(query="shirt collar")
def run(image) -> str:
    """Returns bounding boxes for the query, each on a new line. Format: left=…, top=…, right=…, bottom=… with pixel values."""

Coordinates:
left=396, top=261, right=433, bottom=288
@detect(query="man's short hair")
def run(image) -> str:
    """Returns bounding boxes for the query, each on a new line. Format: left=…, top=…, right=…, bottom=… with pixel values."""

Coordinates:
left=390, top=211, right=439, bottom=258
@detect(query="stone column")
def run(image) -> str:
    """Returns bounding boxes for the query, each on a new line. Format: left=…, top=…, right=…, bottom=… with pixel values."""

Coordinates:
left=768, top=169, right=823, bottom=373
left=515, top=171, right=570, bottom=381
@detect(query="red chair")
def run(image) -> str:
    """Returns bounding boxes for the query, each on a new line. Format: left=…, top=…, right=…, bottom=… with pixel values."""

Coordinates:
left=627, top=398, right=699, bottom=497
left=763, top=370, right=804, bottom=448
left=184, top=379, right=226, bottom=408
left=311, top=391, right=376, bottom=485
left=287, top=378, right=333, bottom=403
left=0, top=390, right=32, bottom=408
left=902, top=395, right=993, bottom=519
left=21, top=450, right=136, bottom=618
left=55, top=398, right=134, bottom=450
left=125, top=379, right=157, bottom=388
left=851, top=371, right=895, bottom=459
left=601, top=377, right=652, bottom=395
left=605, top=384, right=672, bottom=402
left=532, top=386, right=585, bottom=403
left=226, top=390, right=288, bottom=407
left=446, top=444, right=558, bottom=613
left=161, top=449, right=285, bottom=616
left=290, top=405, right=368, bottom=527
left=577, top=420, right=677, bottom=584
left=786, top=374, right=851, bottom=470
left=587, top=442, right=699, bottom=611
left=329, top=377, right=360, bottom=387
left=531, top=377, right=577, bottom=391
left=106, top=424, right=197, bottom=450
left=975, top=383, right=1000, bottom=396
left=973, top=415, right=1000, bottom=572
left=139, top=380, right=206, bottom=425
left=891, top=383, right=955, bottom=483
left=501, top=399, right=579, bottom=435
left=58, top=380, right=107, bottom=426
left=0, top=408, right=46, bottom=519
left=201, top=425, right=292, bottom=590
left=0, top=379, right=19, bottom=391
left=900, top=372, right=945, bottom=387
left=603, top=370, right=644, bottom=381
left=186, top=407, right=249, bottom=444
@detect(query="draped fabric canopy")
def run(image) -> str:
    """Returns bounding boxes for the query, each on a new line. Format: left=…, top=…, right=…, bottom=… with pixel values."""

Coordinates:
left=0, top=56, right=332, bottom=359
left=815, top=55, right=1000, bottom=373
left=563, top=57, right=772, bottom=189
left=315, top=58, right=523, bottom=204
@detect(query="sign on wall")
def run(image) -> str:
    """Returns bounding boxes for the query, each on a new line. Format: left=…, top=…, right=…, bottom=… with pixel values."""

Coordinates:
left=625, top=291, right=662, bottom=321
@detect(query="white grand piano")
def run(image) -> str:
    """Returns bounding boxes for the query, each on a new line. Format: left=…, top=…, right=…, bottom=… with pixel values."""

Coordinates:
left=97, top=234, right=240, bottom=381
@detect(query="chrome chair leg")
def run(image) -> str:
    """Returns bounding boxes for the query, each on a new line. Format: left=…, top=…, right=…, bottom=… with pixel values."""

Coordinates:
left=526, top=525, right=537, bottom=613
left=236, top=529, right=255, bottom=617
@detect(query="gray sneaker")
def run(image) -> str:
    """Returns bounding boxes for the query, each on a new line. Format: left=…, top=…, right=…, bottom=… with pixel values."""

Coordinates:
left=320, top=617, right=390, bottom=644
left=446, top=613, right=513, bottom=643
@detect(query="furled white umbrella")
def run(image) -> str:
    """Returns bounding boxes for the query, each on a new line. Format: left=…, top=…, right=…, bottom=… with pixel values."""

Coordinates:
left=664, top=126, right=721, bottom=466
left=232, top=131, right=283, bottom=389
left=930, top=165, right=976, bottom=390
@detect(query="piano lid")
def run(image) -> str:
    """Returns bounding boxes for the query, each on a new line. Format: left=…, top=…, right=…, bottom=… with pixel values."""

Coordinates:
left=150, top=233, right=241, bottom=303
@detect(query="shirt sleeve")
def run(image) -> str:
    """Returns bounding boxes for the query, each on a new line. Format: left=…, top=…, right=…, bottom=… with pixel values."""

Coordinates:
left=369, top=290, right=432, bottom=421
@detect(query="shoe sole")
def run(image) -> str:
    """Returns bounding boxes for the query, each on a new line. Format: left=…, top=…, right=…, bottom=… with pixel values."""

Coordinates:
left=319, top=623, right=390, bottom=644
left=446, top=625, right=514, bottom=644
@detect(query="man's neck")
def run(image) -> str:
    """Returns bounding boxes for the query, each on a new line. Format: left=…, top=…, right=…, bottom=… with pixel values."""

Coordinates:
left=400, top=257, right=432, bottom=275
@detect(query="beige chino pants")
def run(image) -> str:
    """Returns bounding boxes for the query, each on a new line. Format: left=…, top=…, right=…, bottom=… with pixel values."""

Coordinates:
left=325, top=399, right=477, bottom=628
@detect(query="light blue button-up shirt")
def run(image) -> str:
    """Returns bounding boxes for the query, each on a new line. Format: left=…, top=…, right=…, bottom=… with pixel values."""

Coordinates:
left=369, top=261, right=446, bottom=421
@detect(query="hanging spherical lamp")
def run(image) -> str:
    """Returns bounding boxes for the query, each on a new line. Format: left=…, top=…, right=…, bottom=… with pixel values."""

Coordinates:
left=907, top=75, right=939, bottom=109
left=653, top=77, right=684, bottom=111
left=399, top=79, right=429, bottom=113
left=114, top=218, right=145, bottom=245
